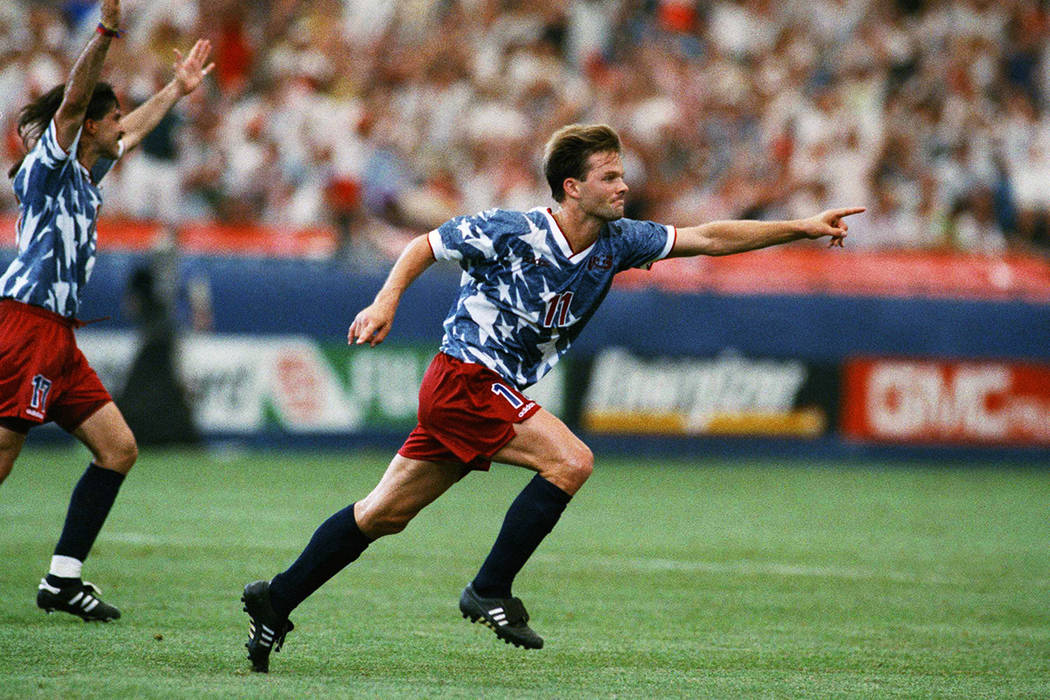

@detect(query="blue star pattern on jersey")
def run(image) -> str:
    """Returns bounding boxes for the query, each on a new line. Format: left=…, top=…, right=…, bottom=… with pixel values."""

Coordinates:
left=430, top=207, right=675, bottom=388
left=0, top=121, right=119, bottom=317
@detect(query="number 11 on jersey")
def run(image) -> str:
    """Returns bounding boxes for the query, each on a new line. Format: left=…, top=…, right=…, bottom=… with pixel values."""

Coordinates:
left=542, top=292, right=573, bottom=328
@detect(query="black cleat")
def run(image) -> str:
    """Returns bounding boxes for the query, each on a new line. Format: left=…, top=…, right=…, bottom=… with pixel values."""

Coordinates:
left=37, top=579, right=121, bottom=622
left=241, top=580, right=294, bottom=673
left=459, top=583, right=543, bottom=649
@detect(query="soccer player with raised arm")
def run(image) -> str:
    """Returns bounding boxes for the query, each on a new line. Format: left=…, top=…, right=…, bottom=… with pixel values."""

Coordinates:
left=0, top=0, right=213, bottom=622
left=240, top=123, right=863, bottom=671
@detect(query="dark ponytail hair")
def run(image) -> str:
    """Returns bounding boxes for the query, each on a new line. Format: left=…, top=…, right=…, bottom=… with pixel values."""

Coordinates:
left=8, top=81, right=119, bottom=179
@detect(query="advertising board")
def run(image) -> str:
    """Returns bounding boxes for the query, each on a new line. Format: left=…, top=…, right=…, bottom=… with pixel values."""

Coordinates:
left=75, top=331, right=563, bottom=435
left=582, top=349, right=837, bottom=437
left=843, top=358, right=1050, bottom=445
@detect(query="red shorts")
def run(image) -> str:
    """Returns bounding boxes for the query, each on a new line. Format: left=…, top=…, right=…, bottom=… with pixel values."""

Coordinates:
left=0, top=299, right=112, bottom=433
left=398, top=352, right=542, bottom=470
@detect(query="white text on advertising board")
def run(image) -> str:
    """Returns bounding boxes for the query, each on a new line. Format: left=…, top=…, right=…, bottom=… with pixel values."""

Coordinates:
left=584, top=349, right=823, bottom=436
left=860, top=361, right=1050, bottom=443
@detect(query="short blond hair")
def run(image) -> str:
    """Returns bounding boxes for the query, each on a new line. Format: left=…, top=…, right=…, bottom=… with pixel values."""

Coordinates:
left=543, top=124, right=622, bottom=202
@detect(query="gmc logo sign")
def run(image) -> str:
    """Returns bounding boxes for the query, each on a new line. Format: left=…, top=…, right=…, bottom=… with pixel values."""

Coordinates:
left=843, top=359, right=1050, bottom=445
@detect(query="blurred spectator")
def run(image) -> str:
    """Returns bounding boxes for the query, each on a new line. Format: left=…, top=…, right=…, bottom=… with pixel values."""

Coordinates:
left=949, top=186, right=1009, bottom=253
left=3, top=0, right=1050, bottom=257
left=842, top=179, right=928, bottom=250
left=116, top=72, right=185, bottom=222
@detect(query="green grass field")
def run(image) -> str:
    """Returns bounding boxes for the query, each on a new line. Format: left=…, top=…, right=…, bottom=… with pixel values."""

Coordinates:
left=1, top=447, right=1048, bottom=698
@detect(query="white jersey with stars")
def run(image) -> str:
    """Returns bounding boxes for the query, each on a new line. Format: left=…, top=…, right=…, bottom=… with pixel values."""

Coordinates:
left=429, top=206, right=675, bottom=389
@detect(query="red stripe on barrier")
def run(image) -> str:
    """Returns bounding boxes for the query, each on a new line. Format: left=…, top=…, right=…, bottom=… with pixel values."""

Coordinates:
left=3, top=214, right=1049, bottom=299
left=619, top=246, right=1050, bottom=302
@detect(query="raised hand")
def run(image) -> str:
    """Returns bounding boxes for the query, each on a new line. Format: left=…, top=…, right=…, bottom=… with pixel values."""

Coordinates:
left=173, top=39, right=215, bottom=96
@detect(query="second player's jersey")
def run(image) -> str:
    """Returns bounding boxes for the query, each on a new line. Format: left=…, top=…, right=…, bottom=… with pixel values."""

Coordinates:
left=430, top=207, right=675, bottom=388
left=0, top=120, right=119, bottom=317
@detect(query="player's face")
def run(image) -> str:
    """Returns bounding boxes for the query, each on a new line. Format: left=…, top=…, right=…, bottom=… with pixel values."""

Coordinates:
left=576, top=150, right=628, bottom=221
left=89, top=105, right=124, bottom=159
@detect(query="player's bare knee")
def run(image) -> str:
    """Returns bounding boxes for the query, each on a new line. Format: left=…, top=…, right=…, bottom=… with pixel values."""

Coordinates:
left=567, top=443, right=594, bottom=486
left=362, top=513, right=411, bottom=538
left=547, top=443, right=593, bottom=493
left=373, top=513, right=412, bottom=537
left=96, top=436, right=138, bottom=473
left=354, top=500, right=413, bottom=538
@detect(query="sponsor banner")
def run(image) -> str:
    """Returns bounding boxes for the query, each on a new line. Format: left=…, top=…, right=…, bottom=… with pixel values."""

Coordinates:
left=322, top=344, right=564, bottom=426
left=78, top=332, right=360, bottom=433
left=76, top=331, right=563, bottom=434
left=843, top=358, right=1050, bottom=445
left=582, top=349, right=836, bottom=438
left=190, top=336, right=360, bottom=432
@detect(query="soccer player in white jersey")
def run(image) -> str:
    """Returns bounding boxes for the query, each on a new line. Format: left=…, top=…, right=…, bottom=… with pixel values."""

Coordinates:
left=241, top=123, right=864, bottom=671
left=0, top=0, right=213, bottom=622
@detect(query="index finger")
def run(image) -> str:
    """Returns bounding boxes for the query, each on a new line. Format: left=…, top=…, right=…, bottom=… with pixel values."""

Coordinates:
left=348, top=313, right=367, bottom=342
left=348, top=318, right=366, bottom=344
left=828, top=206, right=866, bottom=219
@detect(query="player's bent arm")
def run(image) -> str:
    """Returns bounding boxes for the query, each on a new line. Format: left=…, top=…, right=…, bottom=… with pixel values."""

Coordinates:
left=348, top=234, right=437, bottom=346
left=118, top=81, right=182, bottom=152
left=668, top=207, right=866, bottom=258
left=120, top=40, right=214, bottom=152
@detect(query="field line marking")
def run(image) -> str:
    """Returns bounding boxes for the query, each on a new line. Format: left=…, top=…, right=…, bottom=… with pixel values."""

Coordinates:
left=535, top=553, right=959, bottom=585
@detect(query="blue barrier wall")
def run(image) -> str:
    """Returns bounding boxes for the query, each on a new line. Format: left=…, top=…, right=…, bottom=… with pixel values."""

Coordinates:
left=65, top=251, right=1050, bottom=362
left=5, top=250, right=1049, bottom=461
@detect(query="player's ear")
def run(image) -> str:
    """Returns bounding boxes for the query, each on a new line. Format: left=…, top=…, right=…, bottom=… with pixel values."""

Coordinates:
left=563, top=177, right=579, bottom=200
left=83, top=118, right=98, bottom=136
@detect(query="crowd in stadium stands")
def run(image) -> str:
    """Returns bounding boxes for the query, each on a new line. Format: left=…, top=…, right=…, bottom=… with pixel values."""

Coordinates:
left=2, top=0, right=1049, bottom=261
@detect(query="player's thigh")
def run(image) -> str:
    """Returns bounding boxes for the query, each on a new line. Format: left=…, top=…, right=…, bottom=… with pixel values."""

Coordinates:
left=492, top=408, right=593, bottom=494
left=354, top=454, right=468, bottom=537
left=0, top=424, right=27, bottom=484
left=71, top=402, right=138, bottom=473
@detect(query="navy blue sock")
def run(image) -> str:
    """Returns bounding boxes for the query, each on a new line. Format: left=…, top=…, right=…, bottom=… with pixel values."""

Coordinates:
left=268, top=503, right=372, bottom=619
left=472, top=474, right=572, bottom=598
left=53, top=463, right=125, bottom=563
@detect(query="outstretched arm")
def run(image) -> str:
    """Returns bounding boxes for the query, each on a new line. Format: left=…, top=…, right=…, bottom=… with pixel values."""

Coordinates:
left=119, top=39, right=214, bottom=152
left=668, top=207, right=866, bottom=258
left=53, top=0, right=120, bottom=151
left=348, top=234, right=437, bottom=347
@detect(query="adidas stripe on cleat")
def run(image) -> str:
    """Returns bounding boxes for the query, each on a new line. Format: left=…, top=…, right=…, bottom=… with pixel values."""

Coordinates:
left=37, top=579, right=121, bottom=622
left=241, top=580, right=294, bottom=673
left=459, top=583, right=543, bottom=649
